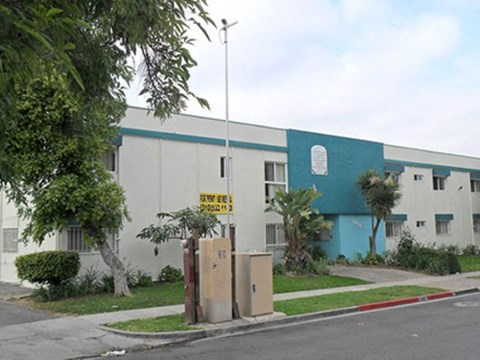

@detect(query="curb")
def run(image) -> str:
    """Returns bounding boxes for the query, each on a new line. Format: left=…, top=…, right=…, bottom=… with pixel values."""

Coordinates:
left=103, top=287, right=479, bottom=344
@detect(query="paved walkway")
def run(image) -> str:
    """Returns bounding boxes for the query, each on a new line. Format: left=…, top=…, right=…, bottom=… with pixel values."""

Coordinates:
left=1, top=267, right=480, bottom=359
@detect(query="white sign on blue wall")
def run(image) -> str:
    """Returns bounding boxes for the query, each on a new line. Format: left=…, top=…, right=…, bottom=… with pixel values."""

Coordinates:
left=311, top=145, right=328, bottom=175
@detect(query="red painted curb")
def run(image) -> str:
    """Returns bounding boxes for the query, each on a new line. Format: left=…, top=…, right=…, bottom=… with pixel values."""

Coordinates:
left=426, top=291, right=455, bottom=300
left=359, top=297, right=420, bottom=311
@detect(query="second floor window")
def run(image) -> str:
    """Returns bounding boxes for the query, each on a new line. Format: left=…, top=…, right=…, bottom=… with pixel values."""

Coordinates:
left=265, top=162, right=287, bottom=203
left=433, top=176, right=445, bottom=191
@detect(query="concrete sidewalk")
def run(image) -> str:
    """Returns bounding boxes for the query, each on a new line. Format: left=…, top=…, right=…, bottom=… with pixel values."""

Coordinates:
left=1, top=268, right=480, bottom=359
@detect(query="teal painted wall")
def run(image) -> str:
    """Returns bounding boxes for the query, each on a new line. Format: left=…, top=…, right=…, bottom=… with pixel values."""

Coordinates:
left=314, top=215, right=385, bottom=260
left=338, top=215, right=386, bottom=259
left=287, top=130, right=384, bottom=214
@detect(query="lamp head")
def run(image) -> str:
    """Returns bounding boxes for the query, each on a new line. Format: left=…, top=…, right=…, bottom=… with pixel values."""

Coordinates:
left=221, top=18, right=227, bottom=26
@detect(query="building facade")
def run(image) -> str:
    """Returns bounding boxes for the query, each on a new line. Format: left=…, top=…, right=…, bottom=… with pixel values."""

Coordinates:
left=1, top=106, right=480, bottom=282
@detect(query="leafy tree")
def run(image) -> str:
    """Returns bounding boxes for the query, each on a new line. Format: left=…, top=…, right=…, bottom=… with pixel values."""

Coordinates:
left=1, top=1, right=213, bottom=296
left=357, top=169, right=402, bottom=257
left=137, top=207, right=220, bottom=255
left=265, top=187, right=332, bottom=273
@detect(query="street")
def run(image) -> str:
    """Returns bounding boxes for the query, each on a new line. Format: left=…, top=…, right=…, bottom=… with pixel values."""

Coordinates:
left=118, top=293, right=480, bottom=360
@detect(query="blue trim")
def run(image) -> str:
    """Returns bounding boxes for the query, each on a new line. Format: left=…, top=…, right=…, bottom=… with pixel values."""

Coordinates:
left=385, top=162, right=405, bottom=173
left=384, top=159, right=480, bottom=175
left=471, top=172, right=480, bottom=179
left=433, top=168, right=450, bottom=177
left=120, top=127, right=287, bottom=153
left=473, top=214, right=480, bottom=220
left=435, top=214, right=454, bottom=221
left=390, top=214, right=407, bottom=221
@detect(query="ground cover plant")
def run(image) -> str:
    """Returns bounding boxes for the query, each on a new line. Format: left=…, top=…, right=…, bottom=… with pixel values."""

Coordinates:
left=457, top=256, right=480, bottom=272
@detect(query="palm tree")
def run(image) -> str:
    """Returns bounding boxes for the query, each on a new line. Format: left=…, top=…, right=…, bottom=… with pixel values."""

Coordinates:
left=357, top=169, right=402, bottom=257
left=265, top=187, right=331, bottom=273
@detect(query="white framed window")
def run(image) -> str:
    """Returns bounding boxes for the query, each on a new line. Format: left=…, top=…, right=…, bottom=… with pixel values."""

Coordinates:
left=414, top=174, right=424, bottom=182
left=471, top=179, right=480, bottom=193
left=220, top=156, right=232, bottom=179
left=416, top=220, right=426, bottom=228
left=436, top=220, right=451, bottom=236
left=265, top=162, right=287, bottom=203
left=2, top=228, right=18, bottom=253
left=266, top=224, right=285, bottom=246
left=266, top=223, right=285, bottom=263
left=386, top=221, right=403, bottom=238
left=433, top=176, right=446, bottom=191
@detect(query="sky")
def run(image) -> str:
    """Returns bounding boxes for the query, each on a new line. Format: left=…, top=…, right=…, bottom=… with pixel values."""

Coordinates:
left=126, top=0, right=480, bottom=158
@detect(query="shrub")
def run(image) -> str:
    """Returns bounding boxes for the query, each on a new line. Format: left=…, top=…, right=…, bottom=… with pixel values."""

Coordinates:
left=272, top=263, right=286, bottom=275
left=311, top=246, right=327, bottom=261
left=135, top=270, right=154, bottom=287
left=462, top=244, right=479, bottom=256
left=336, top=254, right=348, bottom=265
left=101, top=273, right=115, bottom=293
left=159, top=265, right=183, bottom=283
left=306, top=259, right=330, bottom=275
left=446, top=253, right=462, bottom=274
left=15, top=251, right=80, bottom=286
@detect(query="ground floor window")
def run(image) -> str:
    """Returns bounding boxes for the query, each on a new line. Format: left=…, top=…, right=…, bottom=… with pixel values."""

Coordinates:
left=266, top=223, right=285, bottom=262
left=386, top=221, right=403, bottom=238
left=474, top=220, right=480, bottom=234
left=66, top=226, right=117, bottom=253
left=435, top=220, right=451, bottom=236
left=313, top=228, right=332, bottom=241
left=2, top=228, right=18, bottom=253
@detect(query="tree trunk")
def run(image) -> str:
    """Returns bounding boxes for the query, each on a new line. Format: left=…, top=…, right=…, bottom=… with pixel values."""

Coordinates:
left=98, top=240, right=131, bottom=297
left=370, top=218, right=382, bottom=257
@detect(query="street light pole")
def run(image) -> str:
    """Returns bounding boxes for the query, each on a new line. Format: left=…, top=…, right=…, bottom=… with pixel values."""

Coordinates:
left=220, top=18, right=237, bottom=234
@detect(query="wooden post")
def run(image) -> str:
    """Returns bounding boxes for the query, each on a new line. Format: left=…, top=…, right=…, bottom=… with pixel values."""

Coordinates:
left=184, top=227, right=201, bottom=324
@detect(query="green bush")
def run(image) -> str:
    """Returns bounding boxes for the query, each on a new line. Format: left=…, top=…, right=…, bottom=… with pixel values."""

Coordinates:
left=159, top=265, right=183, bottom=283
left=446, top=253, right=462, bottom=274
left=306, top=259, right=330, bottom=275
left=272, top=263, right=286, bottom=275
left=311, top=246, right=327, bottom=261
left=15, top=251, right=80, bottom=286
left=462, top=244, right=479, bottom=256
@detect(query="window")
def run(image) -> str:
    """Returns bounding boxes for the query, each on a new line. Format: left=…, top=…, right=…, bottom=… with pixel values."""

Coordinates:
left=414, top=174, right=424, bottom=181
left=386, top=221, right=403, bottom=238
left=67, top=226, right=117, bottom=253
left=220, top=156, right=232, bottom=179
left=385, top=172, right=399, bottom=183
left=474, top=220, right=480, bottom=233
left=313, top=228, right=332, bottom=241
left=266, top=224, right=285, bottom=263
left=433, top=176, right=445, bottom=190
left=416, top=220, right=426, bottom=228
left=266, top=224, right=285, bottom=246
left=471, top=180, right=480, bottom=193
left=265, top=162, right=287, bottom=203
left=101, top=149, right=117, bottom=172
left=2, top=228, right=18, bottom=253
left=436, top=220, right=450, bottom=236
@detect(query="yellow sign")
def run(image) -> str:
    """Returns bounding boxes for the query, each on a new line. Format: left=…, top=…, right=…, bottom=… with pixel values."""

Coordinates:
left=200, top=192, right=234, bottom=214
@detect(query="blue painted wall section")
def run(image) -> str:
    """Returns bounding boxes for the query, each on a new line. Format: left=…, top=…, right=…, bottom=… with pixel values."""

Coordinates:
left=287, top=130, right=385, bottom=259
left=287, top=129, right=384, bottom=214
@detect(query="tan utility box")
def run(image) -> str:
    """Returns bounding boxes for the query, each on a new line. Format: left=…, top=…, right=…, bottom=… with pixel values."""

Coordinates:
left=235, top=252, right=273, bottom=317
left=199, top=238, right=232, bottom=323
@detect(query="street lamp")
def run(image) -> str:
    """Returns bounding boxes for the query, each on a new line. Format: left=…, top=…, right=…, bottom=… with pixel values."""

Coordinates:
left=220, top=18, right=237, bottom=234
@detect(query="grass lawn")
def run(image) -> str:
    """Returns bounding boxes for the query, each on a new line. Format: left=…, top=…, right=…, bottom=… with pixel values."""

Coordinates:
left=458, top=256, right=480, bottom=272
left=24, top=282, right=184, bottom=315
left=107, top=313, right=199, bottom=333
left=105, top=285, right=445, bottom=333
left=274, top=285, right=445, bottom=316
left=23, top=274, right=370, bottom=316
left=273, top=274, right=370, bottom=293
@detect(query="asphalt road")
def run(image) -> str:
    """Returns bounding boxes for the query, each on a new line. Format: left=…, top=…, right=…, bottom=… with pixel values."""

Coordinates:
left=0, top=300, right=56, bottom=327
left=119, top=293, right=480, bottom=360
